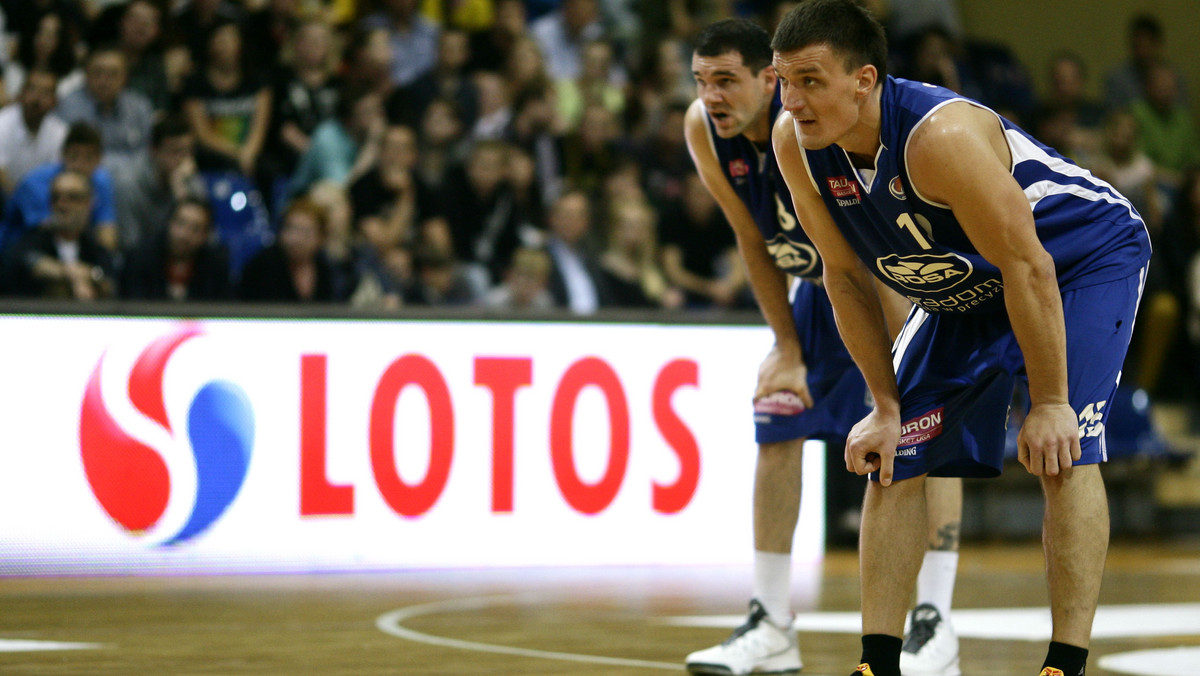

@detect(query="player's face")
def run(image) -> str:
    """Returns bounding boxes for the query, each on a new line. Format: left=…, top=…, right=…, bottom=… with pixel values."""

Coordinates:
left=692, top=50, right=774, bottom=141
left=774, top=44, right=876, bottom=151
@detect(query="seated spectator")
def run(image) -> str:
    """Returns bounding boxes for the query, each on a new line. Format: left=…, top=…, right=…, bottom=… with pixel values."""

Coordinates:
left=481, top=245, right=556, bottom=312
left=112, top=114, right=207, bottom=251
left=555, top=39, right=625, bottom=132
left=416, top=97, right=469, bottom=193
left=530, top=0, right=612, bottom=83
left=403, top=235, right=484, bottom=307
left=349, top=214, right=414, bottom=310
left=1130, top=62, right=1200, bottom=189
left=238, top=197, right=343, bottom=303
left=56, top=45, right=155, bottom=170
left=172, top=0, right=247, bottom=71
left=242, top=0, right=301, bottom=80
left=0, top=69, right=67, bottom=194
left=360, top=0, right=440, bottom=89
left=467, top=0, right=527, bottom=75
left=598, top=200, right=682, bottom=309
left=266, top=19, right=342, bottom=181
left=438, top=139, right=522, bottom=285
left=2, top=123, right=118, bottom=253
left=350, top=125, right=438, bottom=237
left=1104, top=13, right=1189, bottom=113
left=659, top=174, right=746, bottom=309
left=559, top=103, right=623, bottom=197
left=118, top=0, right=172, bottom=112
left=470, top=71, right=512, bottom=141
left=288, top=83, right=385, bottom=197
left=543, top=189, right=610, bottom=314
left=1089, top=110, right=1163, bottom=230
left=1042, top=51, right=1105, bottom=132
left=2, top=169, right=114, bottom=299
left=121, top=197, right=232, bottom=301
left=636, top=101, right=691, bottom=208
left=387, top=27, right=478, bottom=130
left=3, top=10, right=82, bottom=103
left=181, top=20, right=272, bottom=179
left=505, top=85, right=564, bottom=206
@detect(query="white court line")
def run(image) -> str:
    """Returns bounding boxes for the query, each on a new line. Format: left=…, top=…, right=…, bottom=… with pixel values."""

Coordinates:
left=375, top=595, right=680, bottom=671
left=1100, top=646, right=1200, bottom=675
left=0, top=639, right=104, bottom=652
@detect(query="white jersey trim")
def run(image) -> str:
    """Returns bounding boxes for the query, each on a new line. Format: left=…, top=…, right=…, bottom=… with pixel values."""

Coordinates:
left=891, top=304, right=929, bottom=373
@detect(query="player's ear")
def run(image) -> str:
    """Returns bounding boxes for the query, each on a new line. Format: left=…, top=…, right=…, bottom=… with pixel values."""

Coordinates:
left=760, top=64, right=777, bottom=89
left=855, top=64, right=878, bottom=98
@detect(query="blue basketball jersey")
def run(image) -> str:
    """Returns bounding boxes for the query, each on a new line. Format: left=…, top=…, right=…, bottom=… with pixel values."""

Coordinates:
left=706, top=85, right=823, bottom=280
left=801, top=77, right=1152, bottom=314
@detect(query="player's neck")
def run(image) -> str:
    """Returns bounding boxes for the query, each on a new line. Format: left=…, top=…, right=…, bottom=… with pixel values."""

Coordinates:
left=838, top=86, right=884, bottom=167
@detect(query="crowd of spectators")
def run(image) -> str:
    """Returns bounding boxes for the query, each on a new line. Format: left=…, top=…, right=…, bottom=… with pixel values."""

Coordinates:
left=0, top=0, right=1196, bottom=400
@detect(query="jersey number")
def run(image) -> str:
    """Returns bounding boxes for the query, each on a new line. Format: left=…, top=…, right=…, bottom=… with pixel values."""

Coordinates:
left=896, top=213, right=934, bottom=250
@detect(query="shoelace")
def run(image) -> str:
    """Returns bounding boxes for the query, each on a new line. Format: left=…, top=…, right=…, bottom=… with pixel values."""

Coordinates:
left=902, top=616, right=938, bottom=652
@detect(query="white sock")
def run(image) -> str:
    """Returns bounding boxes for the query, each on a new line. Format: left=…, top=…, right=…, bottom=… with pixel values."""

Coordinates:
left=915, top=550, right=959, bottom=620
left=753, top=550, right=793, bottom=627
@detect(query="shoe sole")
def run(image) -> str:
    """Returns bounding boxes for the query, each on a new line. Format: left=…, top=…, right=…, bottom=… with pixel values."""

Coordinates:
left=686, top=664, right=801, bottom=675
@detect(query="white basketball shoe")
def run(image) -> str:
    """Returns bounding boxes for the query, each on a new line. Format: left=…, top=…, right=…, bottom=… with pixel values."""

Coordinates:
left=685, top=599, right=802, bottom=675
left=900, top=603, right=961, bottom=676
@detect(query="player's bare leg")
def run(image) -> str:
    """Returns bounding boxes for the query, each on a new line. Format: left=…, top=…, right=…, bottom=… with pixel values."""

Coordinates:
left=902, top=477, right=962, bottom=675
left=686, top=439, right=805, bottom=675
left=1042, top=464, right=1107, bottom=647
left=858, top=474, right=927, bottom=675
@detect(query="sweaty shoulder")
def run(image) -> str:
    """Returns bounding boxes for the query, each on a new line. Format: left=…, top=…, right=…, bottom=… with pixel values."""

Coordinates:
left=906, top=100, right=1012, bottom=205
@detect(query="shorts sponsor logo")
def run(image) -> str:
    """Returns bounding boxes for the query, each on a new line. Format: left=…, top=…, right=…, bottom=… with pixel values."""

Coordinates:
left=877, top=253, right=974, bottom=292
left=899, top=407, right=943, bottom=447
left=906, top=278, right=1004, bottom=313
left=1078, top=400, right=1106, bottom=438
left=896, top=448, right=918, bottom=456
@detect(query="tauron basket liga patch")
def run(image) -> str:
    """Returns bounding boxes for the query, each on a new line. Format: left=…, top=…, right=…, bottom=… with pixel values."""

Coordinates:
left=898, top=406, right=944, bottom=447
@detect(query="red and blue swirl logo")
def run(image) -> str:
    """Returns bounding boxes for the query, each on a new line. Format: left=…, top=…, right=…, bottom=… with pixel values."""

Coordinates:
left=79, top=327, right=254, bottom=545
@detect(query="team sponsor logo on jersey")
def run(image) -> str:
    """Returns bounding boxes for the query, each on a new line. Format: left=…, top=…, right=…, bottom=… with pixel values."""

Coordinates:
left=766, top=236, right=820, bottom=277
left=827, top=176, right=861, bottom=206
left=729, top=159, right=750, bottom=178
left=899, top=407, right=944, bottom=447
left=1078, top=400, right=1106, bottom=438
left=889, top=176, right=906, bottom=200
left=877, top=253, right=973, bottom=292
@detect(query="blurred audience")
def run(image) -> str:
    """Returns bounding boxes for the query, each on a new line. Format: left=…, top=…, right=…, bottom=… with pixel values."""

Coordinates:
left=112, top=114, right=206, bottom=251
left=121, top=197, right=231, bottom=301
left=238, top=196, right=343, bottom=302
left=0, top=69, right=66, bottom=194
left=56, top=45, right=155, bottom=170
left=2, top=169, right=114, bottom=299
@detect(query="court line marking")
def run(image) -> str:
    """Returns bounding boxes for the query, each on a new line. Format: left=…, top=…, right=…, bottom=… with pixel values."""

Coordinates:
left=1099, top=646, right=1200, bottom=675
left=376, top=594, right=680, bottom=671
left=0, top=639, right=105, bottom=652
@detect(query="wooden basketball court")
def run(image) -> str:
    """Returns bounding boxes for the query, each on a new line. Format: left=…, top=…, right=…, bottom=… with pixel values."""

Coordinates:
left=2, top=541, right=1197, bottom=675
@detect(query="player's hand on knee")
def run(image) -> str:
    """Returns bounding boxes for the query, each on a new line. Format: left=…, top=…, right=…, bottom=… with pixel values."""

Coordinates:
left=1017, top=403, right=1080, bottom=477
left=755, top=345, right=813, bottom=409
left=846, top=409, right=900, bottom=485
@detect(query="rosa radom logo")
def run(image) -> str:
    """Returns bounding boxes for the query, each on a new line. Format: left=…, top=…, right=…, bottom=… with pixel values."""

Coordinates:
left=79, top=326, right=254, bottom=545
left=876, top=253, right=973, bottom=293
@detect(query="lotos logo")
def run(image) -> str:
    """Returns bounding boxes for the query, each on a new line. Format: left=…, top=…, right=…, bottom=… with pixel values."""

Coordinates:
left=79, top=326, right=254, bottom=545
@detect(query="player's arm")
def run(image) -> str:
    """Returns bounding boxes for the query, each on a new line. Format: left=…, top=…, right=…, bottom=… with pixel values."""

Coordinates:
left=684, top=99, right=810, bottom=405
left=773, top=112, right=903, bottom=483
left=906, top=102, right=1075, bottom=477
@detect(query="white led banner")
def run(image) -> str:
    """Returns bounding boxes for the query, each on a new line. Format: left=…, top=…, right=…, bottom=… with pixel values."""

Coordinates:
left=0, top=315, right=824, bottom=575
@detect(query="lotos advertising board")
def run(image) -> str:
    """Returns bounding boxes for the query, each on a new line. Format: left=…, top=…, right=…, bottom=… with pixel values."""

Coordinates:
left=0, top=315, right=824, bottom=575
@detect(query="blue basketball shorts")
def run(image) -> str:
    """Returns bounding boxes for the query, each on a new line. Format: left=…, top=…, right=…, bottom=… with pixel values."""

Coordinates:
left=882, top=269, right=1145, bottom=482
left=755, top=278, right=871, bottom=445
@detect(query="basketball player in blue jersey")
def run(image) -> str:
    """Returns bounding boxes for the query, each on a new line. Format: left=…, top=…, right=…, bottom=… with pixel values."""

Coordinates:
left=683, top=19, right=965, bottom=676
left=769, top=2, right=1152, bottom=676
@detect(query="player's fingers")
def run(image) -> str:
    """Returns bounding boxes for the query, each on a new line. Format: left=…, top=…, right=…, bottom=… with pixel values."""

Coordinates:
left=1017, top=437, right=1032, bottom=474
left=1070, top=436, right=1082, bottom=462
left=1043, top=442, right=1060, bottom=477
left=845, top=445, right=855, bottom=473
left=878, top=452, right=893, bottom=487
left=797, top=387, right=814, bottom=411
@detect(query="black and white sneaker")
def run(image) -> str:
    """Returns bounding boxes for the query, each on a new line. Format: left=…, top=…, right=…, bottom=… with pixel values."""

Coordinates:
left=900, top=603, right=960, bottom=676
left=685, top=599, right=802, bottom=675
